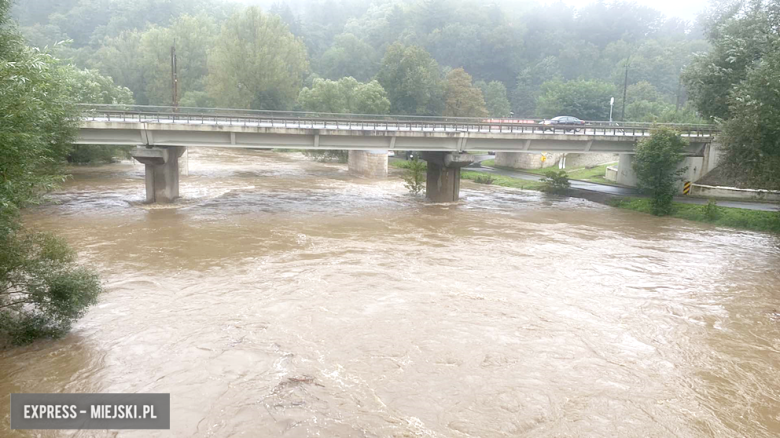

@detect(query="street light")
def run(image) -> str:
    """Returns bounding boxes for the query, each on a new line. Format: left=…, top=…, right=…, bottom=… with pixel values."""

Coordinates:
left=609, top=97, right=615, bottom=124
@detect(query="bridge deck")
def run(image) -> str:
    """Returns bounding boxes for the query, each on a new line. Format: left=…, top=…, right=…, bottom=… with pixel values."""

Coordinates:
left=76, top=105, right=719, bottom=155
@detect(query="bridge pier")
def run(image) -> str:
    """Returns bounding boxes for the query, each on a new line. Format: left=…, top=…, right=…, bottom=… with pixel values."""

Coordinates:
left=131, top=146, right=186, bottom=203
left=421, top=152, right=475, bottom=202
left=348, top=150, right=388, bottom=178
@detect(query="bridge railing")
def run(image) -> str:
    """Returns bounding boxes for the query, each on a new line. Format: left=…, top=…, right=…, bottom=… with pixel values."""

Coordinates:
left=77, top=104, right=720, bottom=138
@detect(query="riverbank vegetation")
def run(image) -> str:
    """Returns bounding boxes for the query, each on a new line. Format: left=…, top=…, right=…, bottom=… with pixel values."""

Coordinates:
left=632, top=128, right=688, bottom=216
left=611, top=198, right=780, bottom=234
left=683, top=0, right=780, bottom=190
left=1, top=0, right=103, bottom=347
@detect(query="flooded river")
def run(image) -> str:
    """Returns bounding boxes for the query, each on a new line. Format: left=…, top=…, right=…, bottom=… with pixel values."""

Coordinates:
left=2, top=148, right=780, bottom=437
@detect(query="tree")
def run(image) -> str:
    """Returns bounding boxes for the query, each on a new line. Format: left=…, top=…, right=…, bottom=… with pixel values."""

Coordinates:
left=376, top=43, right=444, bottom=115
left=683, top=0, right=780, bottom=190
left=403, top=158, right=426, bottom=195
left=0, top=0, right=102, bottom=346
left=632, top=128, right=688, bottom=216
left=476, top=80, right=511, bottom=117
left=683, top=0, right=778, bottom=120
left=298, top=77, right=390, bottom=114
left=718, top=45, right=780, bottom=190
left=319, top=33, right=378, bottom=82
left=140, top=14, right=217, bottom=105
left=536, top=79, right=616, bottom=120
left=207, top=7, right=308, bottom=110
left=443, top=68, right=487, bottom=117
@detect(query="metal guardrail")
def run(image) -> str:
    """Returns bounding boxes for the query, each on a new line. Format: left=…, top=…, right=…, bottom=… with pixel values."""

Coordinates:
left=77, top=104, right=720, bottom=138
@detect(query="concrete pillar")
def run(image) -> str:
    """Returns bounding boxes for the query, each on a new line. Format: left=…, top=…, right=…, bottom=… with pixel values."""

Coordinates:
left=421, top=152, right=475, bottom=203
left=131, top=146, right=186, bottom=203
left=348, top=150, right=388, bottom=178
left=616, top=154, right=638, bottom=187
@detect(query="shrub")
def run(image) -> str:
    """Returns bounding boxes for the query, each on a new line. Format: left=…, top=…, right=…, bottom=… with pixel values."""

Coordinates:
left=1, top=228, right=102, bottom=347
left=403, top=158, right=427, bottom=195
left=473, top=175, right=495, bottom=185
left=703, top=199, right=720, bottom=221
left=632, top=128, right=688, bottom=216
left=540, top=170, right=571, bottom=194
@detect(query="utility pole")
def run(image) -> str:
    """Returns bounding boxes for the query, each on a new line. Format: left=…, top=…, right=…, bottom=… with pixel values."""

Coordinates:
left=171, top=40, right=179, bottom=110
left=621, top=55, right=630, bottom=121
left=675, top=66, right=684, bottom=112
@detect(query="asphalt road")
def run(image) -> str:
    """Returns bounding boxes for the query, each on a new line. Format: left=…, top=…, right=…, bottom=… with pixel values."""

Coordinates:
left=467, top=165, right=780, bottom=212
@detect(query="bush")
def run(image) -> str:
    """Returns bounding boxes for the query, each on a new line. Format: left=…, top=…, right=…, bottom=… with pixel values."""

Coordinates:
left=632, top=128, right=688, bottom=216
left=540, top=170, right=571, bottom=194
left=403, top=157, right=426, bottom=195
left=0, top=228, right=102, bottom=347
left=703, top=199, right=720, bottom=221
left=473, top=175, right=495, bottom=185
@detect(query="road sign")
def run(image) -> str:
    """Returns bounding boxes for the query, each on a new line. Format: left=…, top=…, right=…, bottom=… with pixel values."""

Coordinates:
left=683, top=181, right=692, bottom=195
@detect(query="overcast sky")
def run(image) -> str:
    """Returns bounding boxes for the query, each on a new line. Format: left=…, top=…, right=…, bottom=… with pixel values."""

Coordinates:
left=551, top=0, right=711, bottom=20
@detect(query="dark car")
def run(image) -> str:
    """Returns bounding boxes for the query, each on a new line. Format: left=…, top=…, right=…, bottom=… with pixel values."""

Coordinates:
left=539, top=116, right=585, bottom=132
left=540, top=116, right=585, bottom=126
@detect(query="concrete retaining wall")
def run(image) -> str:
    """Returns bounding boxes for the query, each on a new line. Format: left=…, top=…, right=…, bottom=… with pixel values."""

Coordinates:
left=495, top=152, right=562, bottom=170
left=605, top=166, right=618, bottom=182
left=348, top=150, right=388, bottom=178
left=691, top=184, right=780, bottom=202
left=563, top=153, right=619, bottom=168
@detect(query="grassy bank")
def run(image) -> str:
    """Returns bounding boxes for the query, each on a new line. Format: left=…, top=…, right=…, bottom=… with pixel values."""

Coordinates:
left=461, top=171, right=545, bottom=190
left=480, top=159, right=618, bottom=185
left=611, top=198, right=780, bottom=233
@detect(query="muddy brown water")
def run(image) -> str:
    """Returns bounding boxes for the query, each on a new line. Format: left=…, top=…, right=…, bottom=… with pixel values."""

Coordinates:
left=1, top=148, right=779, bottom=437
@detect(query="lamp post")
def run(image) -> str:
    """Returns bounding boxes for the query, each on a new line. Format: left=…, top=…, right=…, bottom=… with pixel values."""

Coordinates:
left=609, top=97, right=614, bottom=124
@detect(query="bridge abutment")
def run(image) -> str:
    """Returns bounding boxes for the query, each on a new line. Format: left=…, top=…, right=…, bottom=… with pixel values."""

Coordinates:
left=421, top=152, right=475, bottom=203
left=348, top=150, right=388, bottom=178
left=131, top=146, right=186, bottom=203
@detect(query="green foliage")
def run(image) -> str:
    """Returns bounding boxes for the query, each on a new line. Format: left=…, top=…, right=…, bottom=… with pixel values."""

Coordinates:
left=703, top=199, right=720, bottom=222
left=476, top=80, right=511, bottom=118
left=0, top=230, right=102, bottom=347
left=403, top=158, right=426, bottom=195
left=683, top=1, right=778, bottom=120
left=632, top=128, right=688, bottom=216
left=612, top=197, right=780, bottom=234
left=298, top=77, right=390, bottom=114
left=1, top=1, right=102, bottom=347
left=473, top=175, right=495, bottom=185
left=461, top=171, right=546, bottom=191
left=537, top=79, right=617, bottom=120
left=443, top=68, right=487, bottom=117
left=0, top=39, right=76, bottom=212
left=207, top=7, right=308, bottom=110
left=319, top=33, right=379, bottom=82
left=718, top=41, right=780, bottom=190
left=540, top=170, right=571, bottom=194
left=376, top=43, right=444, bottom=116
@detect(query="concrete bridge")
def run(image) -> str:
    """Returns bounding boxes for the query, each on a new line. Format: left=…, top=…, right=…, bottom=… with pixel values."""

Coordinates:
left=76, top=105, right=720, bottom=203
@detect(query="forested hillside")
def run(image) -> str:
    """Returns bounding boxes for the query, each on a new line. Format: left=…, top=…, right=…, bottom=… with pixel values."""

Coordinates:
left=12, top=0, right=709, bottom=122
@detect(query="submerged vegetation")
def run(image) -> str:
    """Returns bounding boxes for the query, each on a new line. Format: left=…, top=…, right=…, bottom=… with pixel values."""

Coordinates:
left=403, top=158, right=426, bottom=195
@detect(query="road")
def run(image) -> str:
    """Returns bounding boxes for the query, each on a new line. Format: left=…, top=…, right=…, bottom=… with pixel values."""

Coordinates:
left=467, top=165, right=780, bottom=212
